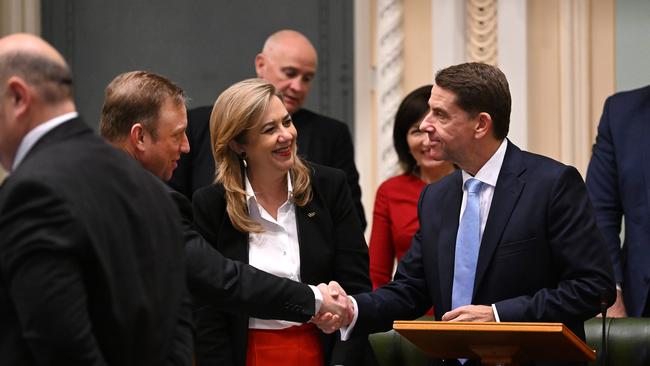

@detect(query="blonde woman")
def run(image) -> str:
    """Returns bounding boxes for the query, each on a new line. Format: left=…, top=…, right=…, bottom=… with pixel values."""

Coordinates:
left=192, top=78, right=374, bottom=366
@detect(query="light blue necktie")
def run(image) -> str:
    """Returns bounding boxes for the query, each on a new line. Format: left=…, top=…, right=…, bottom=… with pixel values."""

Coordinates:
left=452, top=178, right=483, bottom=310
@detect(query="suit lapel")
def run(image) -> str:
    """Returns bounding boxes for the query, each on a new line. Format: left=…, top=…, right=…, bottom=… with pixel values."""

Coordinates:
left=473, top=143, right=526, bottom=295
left=295, top=199, right=326, bottom=284
left=438, top=172, right=463, bottom=312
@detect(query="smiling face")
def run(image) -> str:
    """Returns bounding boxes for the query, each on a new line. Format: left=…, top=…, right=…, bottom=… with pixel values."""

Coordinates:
left=139, top=98, right=189, bottom=181
left=406, top=120, right=450, bottom=173
left=238, top=95, right=297, bottom=180
left=419, top=85, right=480, bottom=168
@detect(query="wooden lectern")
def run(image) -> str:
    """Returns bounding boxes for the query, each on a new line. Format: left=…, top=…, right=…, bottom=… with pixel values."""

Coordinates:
left=393, top=321, right=596, bottom=366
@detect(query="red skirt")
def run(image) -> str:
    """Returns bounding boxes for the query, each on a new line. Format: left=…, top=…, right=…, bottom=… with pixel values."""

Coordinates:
left=246, top=323, right=324, bottom=366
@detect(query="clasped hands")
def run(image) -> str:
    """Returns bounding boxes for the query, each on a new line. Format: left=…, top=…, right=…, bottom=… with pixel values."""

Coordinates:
left=310, top=281, right=496, bottom=334
left=311, top=281, right=354, bottom=334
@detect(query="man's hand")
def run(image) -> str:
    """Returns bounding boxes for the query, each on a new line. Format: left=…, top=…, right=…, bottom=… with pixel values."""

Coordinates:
left=604, top=289, right=627, bottom=318
left=311, top=281, right=353, bottom=334
left=441, top=305, right=495, bottom=322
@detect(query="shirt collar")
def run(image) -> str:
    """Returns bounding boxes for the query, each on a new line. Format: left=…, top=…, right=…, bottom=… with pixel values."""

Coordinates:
left=461, top=139, right=508, bottom=188
left=12, top=111, right=79, bottom=171
left=245, top=171, right=294, bottom=206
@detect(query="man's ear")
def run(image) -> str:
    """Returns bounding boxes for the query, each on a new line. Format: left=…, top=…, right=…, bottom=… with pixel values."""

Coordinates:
left=229, top=140, right=244, bottom=155
left=475, top=112, right=492, bottom=139
left=254, top=53, right=265, bottom=78
left=129, top=123, right=146, bottom=152
left=6, top=76, right=32, bottom=118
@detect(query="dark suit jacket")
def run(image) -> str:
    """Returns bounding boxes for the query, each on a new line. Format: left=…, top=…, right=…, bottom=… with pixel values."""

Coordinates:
left=352, top=142, right=615, bottom=365
left=0, top=118, right=192, bottom=366
left=169, top=106, right=366, bottom=229
left=192, top=164, right=374, bottom=366
left=169, top=190, right=316, bottom=320
left=586, top=85, right=650, bottom=316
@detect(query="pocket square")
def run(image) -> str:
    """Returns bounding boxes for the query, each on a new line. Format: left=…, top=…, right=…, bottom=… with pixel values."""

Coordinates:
left=307, top=211, right=317, bottom=218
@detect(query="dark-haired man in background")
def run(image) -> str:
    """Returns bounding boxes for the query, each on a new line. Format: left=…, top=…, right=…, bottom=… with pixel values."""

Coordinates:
left=317, top=63, right=615, bottom=366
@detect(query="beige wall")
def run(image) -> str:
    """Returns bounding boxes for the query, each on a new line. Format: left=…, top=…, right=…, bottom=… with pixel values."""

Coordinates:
left=527, top=0, right=615, bottom=174
left=403, top=0, right=433, bottom=93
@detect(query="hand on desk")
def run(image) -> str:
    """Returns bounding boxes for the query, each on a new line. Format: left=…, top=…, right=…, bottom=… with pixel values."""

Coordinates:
left=311, top=281, right=354, bottom=333
left=442, top=304, right=495, bottom=322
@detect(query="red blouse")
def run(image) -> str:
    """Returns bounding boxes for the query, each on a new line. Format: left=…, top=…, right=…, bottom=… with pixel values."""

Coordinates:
left=369, top=173, right=426, bottom=289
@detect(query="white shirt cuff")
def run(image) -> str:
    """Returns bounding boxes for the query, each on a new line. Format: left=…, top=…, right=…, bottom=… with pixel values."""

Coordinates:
left=339, top=296, right=359, bottom=341
left=491, top=303, right=501, bottom=322
left=309, top=285, right=323, bottom=314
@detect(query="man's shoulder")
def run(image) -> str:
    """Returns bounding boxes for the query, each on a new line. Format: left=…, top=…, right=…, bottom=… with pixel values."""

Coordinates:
left=609, top=84, right=650, bottom=103
left=307, top=162, right=347, bottom=185
left=186, top=105, right=212, bottom=134
left=193, top=182, right=226, bottom=203
left=507, top=145, right=582, bottom=189
left=293, top=108, right=349, bottom=131
left=188, top=105, right=213, bottom=121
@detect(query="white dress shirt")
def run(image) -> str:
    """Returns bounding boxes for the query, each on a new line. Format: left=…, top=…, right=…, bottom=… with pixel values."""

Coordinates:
left=245, top=173, right=321, bottom=329
left=11, top=112, right=78, bottom=171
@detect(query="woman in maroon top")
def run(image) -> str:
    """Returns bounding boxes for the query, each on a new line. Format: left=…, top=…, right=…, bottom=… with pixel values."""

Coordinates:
left=369, top=85, right=455, bottom=289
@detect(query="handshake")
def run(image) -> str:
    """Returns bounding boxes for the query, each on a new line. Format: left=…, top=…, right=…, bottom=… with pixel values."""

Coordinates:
left=311, top=281, right=355, bottom=334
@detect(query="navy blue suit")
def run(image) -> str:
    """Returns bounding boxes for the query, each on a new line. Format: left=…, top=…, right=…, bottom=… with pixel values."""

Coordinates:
left=353, top=142, right=615, bottom=364
left=586, top=85, right=650, bottom=316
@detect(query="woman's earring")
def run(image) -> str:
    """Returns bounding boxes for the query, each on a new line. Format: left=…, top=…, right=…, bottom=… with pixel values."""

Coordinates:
left=240, top=152, right=248, bottom=168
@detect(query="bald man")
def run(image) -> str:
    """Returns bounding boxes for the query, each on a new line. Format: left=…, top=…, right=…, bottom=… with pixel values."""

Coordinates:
left=170, top=29, right=366, bottom=229
left=0, top=34, right=191, bottom=366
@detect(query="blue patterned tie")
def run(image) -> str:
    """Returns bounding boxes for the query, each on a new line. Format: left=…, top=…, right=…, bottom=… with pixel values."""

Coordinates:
left=452, top=178, right=483, bottom=310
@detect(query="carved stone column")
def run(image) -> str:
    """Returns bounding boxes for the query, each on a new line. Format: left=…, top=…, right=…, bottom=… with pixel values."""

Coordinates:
left=376, top=0, right=403, bottom=181
left=466, top=0, right=498, bottom=65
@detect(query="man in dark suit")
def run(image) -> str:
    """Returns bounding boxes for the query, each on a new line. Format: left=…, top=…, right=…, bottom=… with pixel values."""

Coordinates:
left=0, top=34, right=192, bottom=365
left=169, top=29, right=366, bottom=228
left=317, top=63, right=616, bottom=365
left=586, top=85, right=650, bottom=317
left=99, top=71, right=350, bottom=325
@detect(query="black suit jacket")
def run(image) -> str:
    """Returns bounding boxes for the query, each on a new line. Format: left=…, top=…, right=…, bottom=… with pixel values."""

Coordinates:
left=0, top=118, right=191, bottom=366
left=192, top=164, right=374, bottom=366
left=170, top=190, right=316, bottom=320
left=352, top=142, right=615, bottom=366
left=169, top=106, right=366, bottom=229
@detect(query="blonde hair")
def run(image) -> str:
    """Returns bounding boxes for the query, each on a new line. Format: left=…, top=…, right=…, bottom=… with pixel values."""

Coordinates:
left=210, top=78, right=312, bottom=233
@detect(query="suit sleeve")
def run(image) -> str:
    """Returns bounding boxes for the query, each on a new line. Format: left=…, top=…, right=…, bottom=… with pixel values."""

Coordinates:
left=585, top=97, right=624, bottom=283
left=0, top=180, right=108, bottom=366
left=321, top=169, right=378, bottom=366
left=331, top=123, right=366, bottom=230
left=187, top=189, right=315, bottom=321
left=368, top=182, right=396, bottom=288
left=352, top=185, right=434, bottom=336
left=495, top=167, right=616, bottom=323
